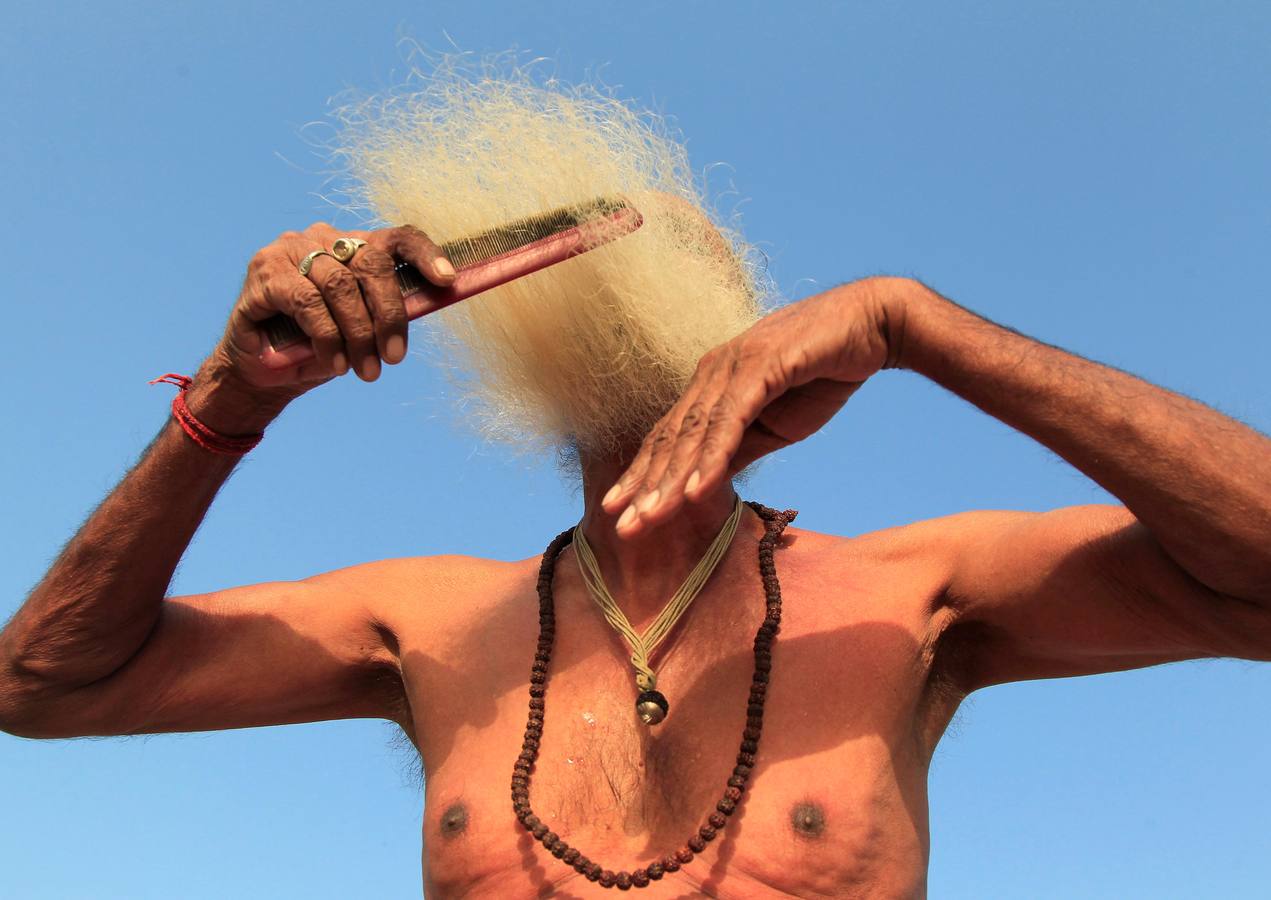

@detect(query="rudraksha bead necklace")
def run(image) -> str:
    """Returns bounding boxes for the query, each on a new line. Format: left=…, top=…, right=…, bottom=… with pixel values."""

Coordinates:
left=511, top=500, right=798, bottom=889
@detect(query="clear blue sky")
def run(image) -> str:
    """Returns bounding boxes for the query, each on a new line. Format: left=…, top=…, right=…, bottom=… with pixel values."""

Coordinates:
left=3, top=2, right=1269, bottom=897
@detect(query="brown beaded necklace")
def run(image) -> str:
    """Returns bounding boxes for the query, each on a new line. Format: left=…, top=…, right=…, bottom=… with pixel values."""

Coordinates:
left=511, top=500, right=798, bottom=890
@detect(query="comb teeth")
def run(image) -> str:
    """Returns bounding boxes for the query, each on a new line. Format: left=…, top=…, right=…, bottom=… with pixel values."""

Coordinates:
left=262, top=195, right=637, bottom=354
left=440, top=195, right=629, bottom=269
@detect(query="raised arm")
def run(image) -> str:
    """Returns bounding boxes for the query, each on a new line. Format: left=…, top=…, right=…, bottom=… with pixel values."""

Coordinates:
left=0, top=222, right=454, bottom=738
left=901, top=289, right=1271, bottom=686
left=600, top=278, right=1271, bottom=682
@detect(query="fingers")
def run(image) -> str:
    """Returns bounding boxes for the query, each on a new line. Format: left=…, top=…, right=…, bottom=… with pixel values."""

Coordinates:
left=599, top=395, right=702, bottom=521
left=602, top=349, right=773, bottom=537
left=346, top=244, right=409, bottom=364
left=382, top=225, right=456, bottom=286
left=237, top=248, right=347, bottom=377
left=311, top=225, right=454, bottom=377
left=305, top=254, right=380, bottom=380
left=281, top=223, right=453, bottom=382
left=227, top=222, right=454, bottom=391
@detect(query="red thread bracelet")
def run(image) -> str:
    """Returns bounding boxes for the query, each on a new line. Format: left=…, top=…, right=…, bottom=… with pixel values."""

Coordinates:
left=149, top=373, right=264, bottom=456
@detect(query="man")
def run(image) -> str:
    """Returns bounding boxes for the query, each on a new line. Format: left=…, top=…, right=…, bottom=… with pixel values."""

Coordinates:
left=3, top=79, right=1271, bottom=897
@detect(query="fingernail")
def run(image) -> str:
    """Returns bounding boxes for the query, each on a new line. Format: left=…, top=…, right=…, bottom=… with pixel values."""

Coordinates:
left=361, top=357, right=381, bottom=381
left=603, top=483, right=623, bottom=506
left=617, top=506, right=637, bottom=530
left=434, top=256, right=455, bottom=279
left=385, top=335, right=406, bottom=363
left=685, top=470, right=701, bottom=496
left=637, top=490, right=660, bottom=514
left=333, top=352, right=348, bottom=375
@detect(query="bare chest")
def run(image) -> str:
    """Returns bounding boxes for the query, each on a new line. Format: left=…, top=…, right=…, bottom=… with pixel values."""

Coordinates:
left=397, top=539, right=956, bottom=897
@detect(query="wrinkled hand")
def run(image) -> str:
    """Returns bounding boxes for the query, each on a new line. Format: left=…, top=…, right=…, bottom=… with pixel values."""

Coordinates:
left=221, top=222, right=455, bottom=388
left=601, top=277, right=920, bottom=536
left=188, top=222, right=455, bottom=434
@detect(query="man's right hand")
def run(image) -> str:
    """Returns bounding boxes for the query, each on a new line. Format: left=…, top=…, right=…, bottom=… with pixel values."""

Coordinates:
left=187, top=222, right=455, bottom=434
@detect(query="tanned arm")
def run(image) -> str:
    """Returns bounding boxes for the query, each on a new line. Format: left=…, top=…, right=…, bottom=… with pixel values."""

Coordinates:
left=0, top=376, right=276, bottom=731
left=897, top=285, right=1271, bottom=684
left=0, top=222, right=455, bottom=738
left=904, top=288, right=1271, bottom=604
left=602, top=276, right=1271, bottom=683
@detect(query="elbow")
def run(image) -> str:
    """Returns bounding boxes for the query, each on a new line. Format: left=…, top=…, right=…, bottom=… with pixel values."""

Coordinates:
left=0, top=661, right=25, bottom=736
left=0, top=707, right=47, bottom=739
left=0, top=661, right=73, bottom=740
left=0, top=639, right=142, bottom=740
left=0, top=681, right=38, bottom=739
left=0, top=659, right=133, bottom=740
left=0, top=696, right=87, bottom=741
left=0, top=687, right=45, bottom=739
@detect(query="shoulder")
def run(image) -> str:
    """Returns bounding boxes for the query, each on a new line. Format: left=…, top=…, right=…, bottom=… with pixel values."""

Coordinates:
left=305, top=551, right=537, bottom=609
left=298, top=553, right=538, bottom=651
left=305, top=553, right=530, bottom=592
left=796, top=507, right=1126, bottom=567
left=774, top=509, right=1074, bottom=616
left=761, top=517, right=953, bottom=620
left=776, top=510, right=991, bottom=573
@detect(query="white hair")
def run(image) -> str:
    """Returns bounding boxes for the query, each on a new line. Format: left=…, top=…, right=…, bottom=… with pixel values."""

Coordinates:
left=332, top=55, right=773, bottom=461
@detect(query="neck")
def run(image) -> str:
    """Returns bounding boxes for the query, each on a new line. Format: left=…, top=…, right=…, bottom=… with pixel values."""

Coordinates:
left=576, top=450, right=749, bottom=623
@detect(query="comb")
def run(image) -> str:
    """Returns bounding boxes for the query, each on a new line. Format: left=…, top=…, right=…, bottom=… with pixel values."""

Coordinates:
left=258, top=196, right=643, bottom=369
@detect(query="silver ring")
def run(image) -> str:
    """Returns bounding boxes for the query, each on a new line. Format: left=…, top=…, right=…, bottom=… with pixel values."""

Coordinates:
left=331, top=237, right=368, bottom=263
left=298, top=248, right=335, bottom=276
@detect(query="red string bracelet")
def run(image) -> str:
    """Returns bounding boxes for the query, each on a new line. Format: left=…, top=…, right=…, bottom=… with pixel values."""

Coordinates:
left=148, top=373, right=264, bottom=456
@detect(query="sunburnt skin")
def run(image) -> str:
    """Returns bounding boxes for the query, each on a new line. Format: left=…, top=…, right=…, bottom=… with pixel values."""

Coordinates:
left=400, top=517, right=958, bottom=898
left=6, top=252, right=1271, bottom=899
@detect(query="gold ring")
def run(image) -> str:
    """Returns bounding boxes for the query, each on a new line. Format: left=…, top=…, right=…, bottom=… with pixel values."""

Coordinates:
left=331, top=237, right=368, bottom=263
left=298, top=249, right=335, bottom=276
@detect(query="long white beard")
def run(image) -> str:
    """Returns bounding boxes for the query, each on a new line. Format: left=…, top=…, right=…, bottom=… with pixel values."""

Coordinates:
left=334, top=58, right=772, bottom=459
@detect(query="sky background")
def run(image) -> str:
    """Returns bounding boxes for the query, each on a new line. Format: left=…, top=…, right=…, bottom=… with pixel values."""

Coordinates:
left=3, top=1, right=1270, bottom=897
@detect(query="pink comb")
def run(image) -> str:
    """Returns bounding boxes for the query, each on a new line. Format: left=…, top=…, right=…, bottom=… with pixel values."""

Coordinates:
left=258, top=197, right=643, bottom=369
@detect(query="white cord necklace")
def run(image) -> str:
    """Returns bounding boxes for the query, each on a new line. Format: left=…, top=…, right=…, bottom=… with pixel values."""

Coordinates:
left=572, top=494, right=745, bottom=725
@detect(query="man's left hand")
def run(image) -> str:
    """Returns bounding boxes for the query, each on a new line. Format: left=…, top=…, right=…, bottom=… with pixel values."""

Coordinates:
left=602, top=277, right=921, bottom=535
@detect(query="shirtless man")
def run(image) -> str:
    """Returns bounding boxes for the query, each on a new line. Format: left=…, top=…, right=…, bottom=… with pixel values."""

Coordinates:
left=2, top=215, right=1270, bottom=898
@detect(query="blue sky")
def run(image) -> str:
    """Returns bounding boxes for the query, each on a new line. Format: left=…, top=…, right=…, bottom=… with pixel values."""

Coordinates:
left=2, top=1, right=1269, bottom=897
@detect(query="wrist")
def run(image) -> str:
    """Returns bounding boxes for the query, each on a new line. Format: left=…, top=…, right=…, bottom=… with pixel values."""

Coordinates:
left=856, top=276, right=943, bottom=372
left=183, top=357, right=293, bottom=436
left=892, top=282, right=1000, bottom=385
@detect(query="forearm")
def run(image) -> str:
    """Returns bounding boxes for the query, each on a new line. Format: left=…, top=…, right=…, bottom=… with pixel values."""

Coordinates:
left=897, top=283, right=1271, bottom=603
left=0, top=369, right=281, bottom=707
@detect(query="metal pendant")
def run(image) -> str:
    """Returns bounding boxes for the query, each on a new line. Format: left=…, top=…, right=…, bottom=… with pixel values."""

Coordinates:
left=635, top=690, right=669, bottom=726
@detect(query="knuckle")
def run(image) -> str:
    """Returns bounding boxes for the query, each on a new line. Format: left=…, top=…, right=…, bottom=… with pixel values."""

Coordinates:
left=708, top=399, right=733, bottom=423
left=312, top=335, right=341, bottom=354
left=637, top=471, right=662, bottom=492
left=308, top=319, right=341, bottom=345
left=389, top=224, right=437, bottom=254
left=290, top=284, right=325, bottom=312
left=248, top=247, right=278, bottom=275
left=352, top=247, right=397, bottom=278
left=679, top=404, right=707, bottom=430
left=702, top=416, right=739, bottom=450
left=660, top=454, right=685, bottom=477
left=320, top=267, right=359, bottom=296
left=345, top=322, right=376, bottom=346
left=375, top=306, right=408, bottom=333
